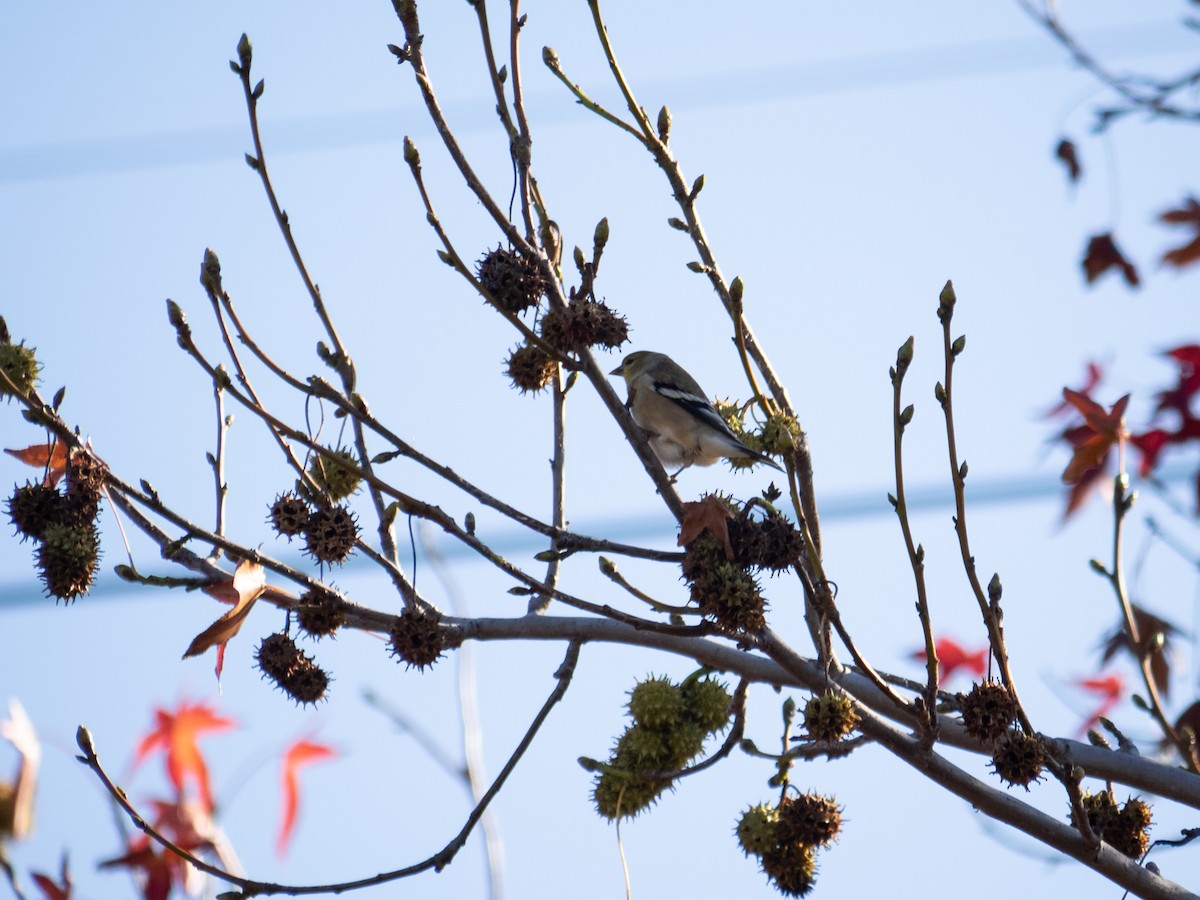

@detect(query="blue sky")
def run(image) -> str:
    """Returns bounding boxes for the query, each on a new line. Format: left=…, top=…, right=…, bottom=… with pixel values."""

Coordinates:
left=2, top=2, right=1198, bottom=898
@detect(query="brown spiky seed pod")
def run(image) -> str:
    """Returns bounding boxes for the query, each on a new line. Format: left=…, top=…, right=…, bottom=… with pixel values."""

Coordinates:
left=990, top=731, right=1046, bottom=789
left=730, top=513, right=804, bottom=573
left=295, top=588, right=346, bottom=639
left=6, top=482, right=66, bottom=542
left=960, top=680, right=1016, bottom=744
left=303, top=505, right=359, bottom=565
left=477, top=245, right=546, bottom=314
left=37, top=522, right=100, bottom=601
left=255, top=633, right=329, bottom=706
left=388, top=606, right=449, bottom=670
left=759, top=841, right=817, bottom=898
left=1079, top=792, right=1152, bottom=859
left=777, top=792, right=842, bottom=848
left=803, top=693, right=859, bottom=744
left=539, top=297, right=629, bottom=353
left=269, top=491, right=313, bottom=539
left=64, top=451, right=105, bottom=526
left=504, top=342, right=558, bottom=394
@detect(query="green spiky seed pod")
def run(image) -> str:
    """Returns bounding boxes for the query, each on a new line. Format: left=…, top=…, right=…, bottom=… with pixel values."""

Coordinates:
left=614, top=723, right=677, bottom=770
left=760, top=413, right=799, bottom=457
left=682, top=677, right=732, bottom=734
left=37, top=522, right=100, bottom=601
left=306, top=447, right=361, bottom=503
left=628, top=675, right=686, bottom=729
left=269, top=491, right=312, bottom=539
left=505, top=342, right=558, bottom=394
left=388, top=606, right=449, bottom=670
left=303, top=505, right=359, bottom=565
left=736, top=804, right=780, bottom=858
left=477, top=245, right=546, bottom=314
left=990, top=731, right=1045, bottom=789
left=64, top=451, right=105, bottom=526
left=803, top=693, right=858, bottom=744
left=592, top=768, right=666, bottom=820
left=777, top=792, right=842, bottom=848
left=960, top=680, right=1016, bottom=744
left=539, top=297, right=629, bottom=353
left=759, top=841, right=817, bottom=898
left=6, top=482, right=66, bottom=542
left=662, top=719, right=708, bottom=767
left=295, top=588, right=346, bottom=639
left=0, top=341, right=40, bottom=399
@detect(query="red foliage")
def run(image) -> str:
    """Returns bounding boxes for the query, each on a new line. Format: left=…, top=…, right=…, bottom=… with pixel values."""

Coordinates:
left=277, top=738, right=337, bottom=857
left=912, top=636, right=988, bottom=685
left=1081, top=232, right=1139, bottom=287
left=132, top=700, right=234, bottom=814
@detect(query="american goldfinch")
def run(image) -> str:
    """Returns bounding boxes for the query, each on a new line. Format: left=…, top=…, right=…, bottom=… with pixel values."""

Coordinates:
left=610, top=350, right=784, bottom=475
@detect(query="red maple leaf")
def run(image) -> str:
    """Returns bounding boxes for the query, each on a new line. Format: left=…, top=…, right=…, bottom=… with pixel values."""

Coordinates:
left=1060, top=389, right=1130, bottom=484
left=277, top=738, right=337, bottom=857
left=1158, top=197, right=1200, bottom=270
left=30, top=857, right=72, bottom=900
left=4, top=441, right=69, bottom=487
left=1043, top=361, right=1103, bottom=419
left=1081, top=232, right=1139, bottom=287
left=677, top=496, right=736, bottom=560
left=1075, top=673, right=1124, bottom=737
left=98, top=840, right=175, bottom=900
left=132, top=700, right=234, bottom=813
left=912, top=636, right=987, bottom=685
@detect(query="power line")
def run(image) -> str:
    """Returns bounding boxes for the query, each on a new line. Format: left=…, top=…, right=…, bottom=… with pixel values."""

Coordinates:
left=0, top=20, right=1189, bottom=184
left=1, top=462, right=1194, bottom=609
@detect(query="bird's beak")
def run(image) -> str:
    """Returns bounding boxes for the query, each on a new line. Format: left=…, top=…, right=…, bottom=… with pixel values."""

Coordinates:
left=609, top=363, right=624, bottom=377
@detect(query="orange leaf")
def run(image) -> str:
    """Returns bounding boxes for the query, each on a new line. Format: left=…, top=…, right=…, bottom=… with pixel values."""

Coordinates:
left=1060, top=390, right=1129, bottom=484
left=913, top=636, right=987, bottom=685
left=1075, top=673, right=1124, bottom=736
left=183, top=559, right=267, bottom=671
left=5, top=441, right=69, bottom=487
left=677, top=496, right=735, bottom=560
left=132, top=700, right=234, bottom=813
left=277, top=739, right=337, bottom=857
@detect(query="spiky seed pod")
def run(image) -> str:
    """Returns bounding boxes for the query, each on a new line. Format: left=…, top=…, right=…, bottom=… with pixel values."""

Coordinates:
left=615, top=722, right=678, bottom=771
left=592, top=767, right=667, bottom=821
left=37, top=522, right=100, bottom=601
left=504, top=342, right=557, bottom=394
left=0, top=341, right=40, bottom=399
left=477, top=245, right=546, bottom=314
left=388, top=606, right=449, bottom=670
left=777, top=792, right=842, bottom=848
left=64, top=451, right=105, bottom=526
left=1114, top=798, right=1152, bottom=859
left=696, top=562, right=766, bottom=634
left=960, top=680, right=1016, bottom=744
left=295, top=588, right=346, bottom=639
left=680, top=531, right=729, bottom=583
left=759, top=841, right=817, bottom=898
left=990, top=731, right=1046, bottom=789
left=305, top=447, right=361, bottom=503
left=539, top=297, right=629, bottom=354
left=283, top=661, right=331, bottom=707
left=736, top=804, right=780, bottom=858
left=256, top=632, right=304, bottom=683
left=6, top=482, right=66, bottom=542
left=730, top=513, right=804, bottom=572
left=268, top=491, right=312, bottom=539
left=803, top=693, right=859, bottom=744
left=760, top=413, right=800, bottom=457
left=1078, top=792, right=1152, bottom=859
left=303, top=505, right=359, bottom=565
left=681, top=677, right=732, bottom=734
left=628, top=675, right=686, bottom=730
